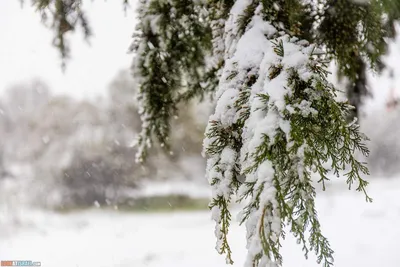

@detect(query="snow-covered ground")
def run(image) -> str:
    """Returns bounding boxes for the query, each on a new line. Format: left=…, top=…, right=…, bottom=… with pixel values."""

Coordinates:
left=1, top=177, right=400, bottom=267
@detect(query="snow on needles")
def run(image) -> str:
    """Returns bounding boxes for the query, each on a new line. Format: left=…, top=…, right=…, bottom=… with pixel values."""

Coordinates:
left=203, top=1, right=342, bottom=267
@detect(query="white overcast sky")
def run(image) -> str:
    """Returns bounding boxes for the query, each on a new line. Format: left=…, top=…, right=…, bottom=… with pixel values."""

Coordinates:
left=0, top=0, right=399, bottom=112
left=0, top=0, right=136, bottom=100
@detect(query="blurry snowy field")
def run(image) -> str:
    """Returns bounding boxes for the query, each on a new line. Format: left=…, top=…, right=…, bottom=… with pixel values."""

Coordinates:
left=1, top=177, right=400, bottom=267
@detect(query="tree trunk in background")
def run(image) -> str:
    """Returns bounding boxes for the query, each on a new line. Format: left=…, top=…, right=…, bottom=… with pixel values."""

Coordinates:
left=346, top=56, right=369, bottom=122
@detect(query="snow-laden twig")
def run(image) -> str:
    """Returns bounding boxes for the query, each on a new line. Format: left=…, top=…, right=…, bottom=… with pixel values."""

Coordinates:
left=204, top=2, right=370, bottom=267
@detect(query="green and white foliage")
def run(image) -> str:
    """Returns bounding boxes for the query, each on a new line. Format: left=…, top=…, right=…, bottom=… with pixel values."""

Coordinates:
left=317, top=0, right=400, bottom=120
left=318, top=0, right=397, bottom=78
left=29, top=0, right=400, bottom=121
left=203, top=1, right=370, bottom=267
left=131, top=0, right=212, bottom=162
left=27, top=0, right=93, bottom=66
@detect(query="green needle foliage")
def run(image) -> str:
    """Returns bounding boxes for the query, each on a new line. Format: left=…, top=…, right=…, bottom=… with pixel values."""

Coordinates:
left=25, top=0, right=400, bottom=266
left=204, top=3, right=371, bottom=265
left=25, top=0, right=93, bottom=67
left=130, top=0, right=213, bottom=161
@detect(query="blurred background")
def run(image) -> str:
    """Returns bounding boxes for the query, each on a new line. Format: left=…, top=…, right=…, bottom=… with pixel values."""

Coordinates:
left=2, top=1, right=400, bottom=267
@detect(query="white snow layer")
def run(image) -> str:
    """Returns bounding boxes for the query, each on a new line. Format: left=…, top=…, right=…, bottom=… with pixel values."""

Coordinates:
left=1, top=178, right=399, bottom=267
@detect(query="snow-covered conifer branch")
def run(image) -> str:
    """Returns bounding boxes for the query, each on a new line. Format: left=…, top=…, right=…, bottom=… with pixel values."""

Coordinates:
left=203, top=1, right=370, bottom=267
left=131, top=0, right=212, bottom=162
